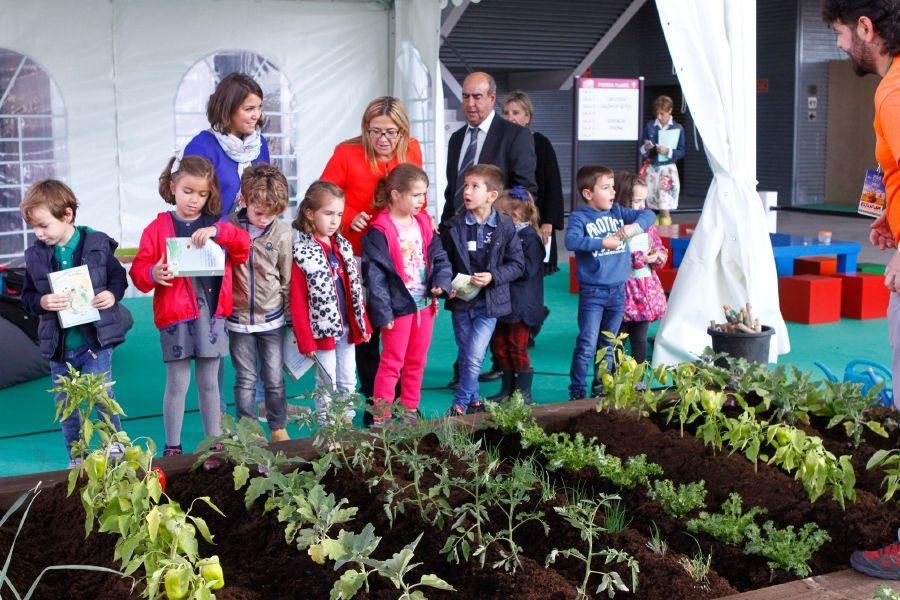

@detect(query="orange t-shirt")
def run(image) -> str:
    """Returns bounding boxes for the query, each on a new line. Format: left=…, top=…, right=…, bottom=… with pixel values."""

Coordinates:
left=875, top=56, right=900, bottom=242
left=320, top=138, right=423, bottom=254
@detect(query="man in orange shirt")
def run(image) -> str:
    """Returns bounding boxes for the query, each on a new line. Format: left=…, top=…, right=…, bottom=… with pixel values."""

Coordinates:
left=824, top=0, right=900, bottom=581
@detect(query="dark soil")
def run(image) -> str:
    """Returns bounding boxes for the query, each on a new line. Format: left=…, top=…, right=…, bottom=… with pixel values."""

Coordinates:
left=2, top=405, right=897, bottom=599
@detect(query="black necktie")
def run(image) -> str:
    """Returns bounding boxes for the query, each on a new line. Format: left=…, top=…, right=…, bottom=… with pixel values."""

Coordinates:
left=454, top=127, right=479, bottom=213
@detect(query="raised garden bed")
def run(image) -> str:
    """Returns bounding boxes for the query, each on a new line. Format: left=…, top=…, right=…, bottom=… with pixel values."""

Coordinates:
left=2, top=392, right=897, bottom=600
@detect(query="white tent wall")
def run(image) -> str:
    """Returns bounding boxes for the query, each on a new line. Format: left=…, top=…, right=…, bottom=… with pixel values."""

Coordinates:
left=0, top=0, right=119, bottom=237
left=651, top=0, right=790, bottom=365
left=114, top=0, right=391, bottom=246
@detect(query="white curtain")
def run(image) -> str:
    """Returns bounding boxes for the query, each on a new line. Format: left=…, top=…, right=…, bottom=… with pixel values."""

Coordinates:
left=652, top=0, right=790, bottom=365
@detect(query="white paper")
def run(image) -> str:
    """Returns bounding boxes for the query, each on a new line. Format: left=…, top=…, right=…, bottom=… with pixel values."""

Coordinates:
left=166, top=238, right=225, bottom=277
left=543, top=238, right=552, bottom=263
left=657, top=129, right=681, bottom=163
left=282, top=326, right=314, bottom=382
left=48, top=265, right=101, bottom=328
left=451, top=273, right=480, bottom=302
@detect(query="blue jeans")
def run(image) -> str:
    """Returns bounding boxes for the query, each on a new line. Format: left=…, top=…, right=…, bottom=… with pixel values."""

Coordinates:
left=229, top=329, right=287, bottom=430
left=51, top=346, right=122, bottom=459
left=569, top=284, right=625, bottom=399
left=451, top=303, right=498, bottom=409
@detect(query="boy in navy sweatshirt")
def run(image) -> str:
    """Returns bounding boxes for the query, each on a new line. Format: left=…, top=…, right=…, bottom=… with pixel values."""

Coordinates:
left=565, top=165, right=655, bottom=400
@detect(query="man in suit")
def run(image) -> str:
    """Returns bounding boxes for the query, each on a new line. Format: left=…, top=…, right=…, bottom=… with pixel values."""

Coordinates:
left=440, top=72, right=537, bottom=227
left=441, top=71, right=537, bottom=387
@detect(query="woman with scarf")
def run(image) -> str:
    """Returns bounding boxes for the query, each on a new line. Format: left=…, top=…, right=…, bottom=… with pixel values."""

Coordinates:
left=320, top=97, right=423, bottom=424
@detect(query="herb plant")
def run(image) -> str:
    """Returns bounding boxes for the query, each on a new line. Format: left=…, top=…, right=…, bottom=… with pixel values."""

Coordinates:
left=686, top=492, right=766, bottom=545
left=744, top=520, right=831, bottom=578
left=648, top=480, right=707, bottom=518
left=485, top=391, right=535, bottom=434
left=645, top=522, right=667, bottom=557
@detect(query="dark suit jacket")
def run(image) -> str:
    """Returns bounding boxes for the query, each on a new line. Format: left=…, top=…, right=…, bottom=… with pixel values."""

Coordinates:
left=441, top=115, right=537, bottom=226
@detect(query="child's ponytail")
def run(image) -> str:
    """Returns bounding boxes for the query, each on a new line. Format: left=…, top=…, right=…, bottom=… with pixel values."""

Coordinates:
left=158, top=155, right=222, bottom=216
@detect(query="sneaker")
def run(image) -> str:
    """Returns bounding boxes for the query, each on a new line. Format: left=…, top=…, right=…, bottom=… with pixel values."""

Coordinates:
left=466, top=402, right=485, bottom=415
left=850, top=530, right=900, bottom=580
left=445, top=404, right=465, bottom=417
left=163, top=445, right=183, bottom=457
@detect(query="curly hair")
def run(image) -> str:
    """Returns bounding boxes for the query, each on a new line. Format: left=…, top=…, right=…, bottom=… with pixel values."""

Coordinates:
left=822, top=0, right=900, bottom=54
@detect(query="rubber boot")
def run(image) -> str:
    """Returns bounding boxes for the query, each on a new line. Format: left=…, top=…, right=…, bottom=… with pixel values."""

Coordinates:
left=515, top=370, right=535, bottom=404
left=487, top=370, right=516, bottom=401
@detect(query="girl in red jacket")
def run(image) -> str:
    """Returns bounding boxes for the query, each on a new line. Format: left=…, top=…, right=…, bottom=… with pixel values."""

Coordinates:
left=290, top=181, right=370, bottom=423
left=131, top=156, right=250, bottom=455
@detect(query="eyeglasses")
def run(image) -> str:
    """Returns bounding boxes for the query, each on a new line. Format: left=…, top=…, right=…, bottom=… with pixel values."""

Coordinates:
left=368, top=128, right=400, bottom=141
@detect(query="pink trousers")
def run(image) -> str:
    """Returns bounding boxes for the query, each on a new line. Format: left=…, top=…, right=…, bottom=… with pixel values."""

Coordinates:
left=373, top=305, right=437, bottom=410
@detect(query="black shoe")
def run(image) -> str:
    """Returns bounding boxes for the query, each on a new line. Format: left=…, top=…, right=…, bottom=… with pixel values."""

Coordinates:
left=478, top=368, right=502, bottom=382
left=362, top=398, right=375, bottom=428
left=487, top=370, right=515, bottom=401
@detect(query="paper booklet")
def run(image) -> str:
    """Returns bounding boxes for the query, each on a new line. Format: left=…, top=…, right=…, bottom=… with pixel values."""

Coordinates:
left=858, top=168, right=886, bottom=218
left=48, top=265, right=101, bottom=328
left=628, top=232, right=652, bottom=279
left=657, top=128, right=681, bottom=163
left=282, top=326, right=315, bottom=382
left=451, top=273, right=481, bottom=302
left=166, top=237, right=225, bottom=277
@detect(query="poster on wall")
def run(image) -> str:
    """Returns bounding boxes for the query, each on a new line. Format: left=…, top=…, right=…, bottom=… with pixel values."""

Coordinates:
left=576, top=78, right=641, bottom=141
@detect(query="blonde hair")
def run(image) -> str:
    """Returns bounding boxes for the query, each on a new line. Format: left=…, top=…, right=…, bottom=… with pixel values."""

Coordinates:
left=496, top=187, right=540, bottom=232
left=341, top=96, right=412, bottom=173
left=158, top=155, right=221, bottom=216
left=21, top=180, right=79, bottom=225
left=241, top=164, right=289, bottom=215
left=373, top=163, right=429, bottom=210
left=501, top=90, right=534, bottom=126
left=293, top=180, right=344, bottom=234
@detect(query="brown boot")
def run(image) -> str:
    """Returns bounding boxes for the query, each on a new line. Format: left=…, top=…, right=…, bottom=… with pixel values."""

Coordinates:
left=270, top=428, right=290, bottom=443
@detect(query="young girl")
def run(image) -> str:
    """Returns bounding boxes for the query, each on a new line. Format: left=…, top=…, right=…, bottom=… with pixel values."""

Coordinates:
left=362, top=164, right=451, bottom=424
left=616, top=172, right=668, bottom=364
left=489, top=186, right=545, bottom=404
left=290, top=181, right=370, bottom=421
left=130, top=156, right=250, bottom=456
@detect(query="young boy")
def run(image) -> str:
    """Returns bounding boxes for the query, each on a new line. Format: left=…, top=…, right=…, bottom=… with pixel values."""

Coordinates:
left=566, top=165, right=655, bottom=400
left=226, top=164, right=293, bottom=441
left=443, top=164, right=524, bottom=415
left=20, top=180, right=129, bottom=466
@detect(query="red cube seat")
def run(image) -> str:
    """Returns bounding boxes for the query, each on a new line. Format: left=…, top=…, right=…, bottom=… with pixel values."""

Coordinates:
left=837, top=273, right=889, bottom=319
left=794, top=256, right=837, bottom=276
left=778, top=275, right=842, bottom=324
left=657, top=268, right=677, bottom=293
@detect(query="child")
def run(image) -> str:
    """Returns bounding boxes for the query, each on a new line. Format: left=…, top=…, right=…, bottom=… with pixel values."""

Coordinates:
left=130, top=156, right=250, bottom=456
left=290, top=181, right=370, bottom=421
left=226, top=164, right=293, bottom=441
left=489, top=186, right=544, bottom=404
left=362, top=163, right=451, bottom=424
left=639, top=95, right=685, bottom=226
left=617, top=172, right=668, bottom=365
left=442, top=164, right=524, bottom=415
left=21, top=180, right=128, bottom=466
left=566, top=165, right=655, bottom=401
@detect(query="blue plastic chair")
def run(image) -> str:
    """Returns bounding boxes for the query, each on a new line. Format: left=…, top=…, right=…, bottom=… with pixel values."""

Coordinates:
left=814, top=359, right=893, bottom=407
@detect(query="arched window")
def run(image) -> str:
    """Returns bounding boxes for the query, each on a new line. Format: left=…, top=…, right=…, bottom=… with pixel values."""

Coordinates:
left=174, top=51, right=299, bottom=210
left=0, top=49, right=68, bottom=264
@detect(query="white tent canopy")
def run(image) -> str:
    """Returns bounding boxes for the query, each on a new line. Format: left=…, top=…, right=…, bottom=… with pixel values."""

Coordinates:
left=652, top=0, right=790, bottom=365
left=0, top=0, right=442, bottom=252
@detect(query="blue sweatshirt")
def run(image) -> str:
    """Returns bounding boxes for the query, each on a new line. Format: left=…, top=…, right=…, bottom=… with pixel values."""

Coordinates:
left=565, top=204, right=656, bottom=287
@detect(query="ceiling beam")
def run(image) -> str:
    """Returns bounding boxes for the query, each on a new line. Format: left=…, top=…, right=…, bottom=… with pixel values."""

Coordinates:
left=440, top=0, right=470, bottom=45
left=559, top=0, right=647, bottom=90
left=441, top=61, right=463, bottom=102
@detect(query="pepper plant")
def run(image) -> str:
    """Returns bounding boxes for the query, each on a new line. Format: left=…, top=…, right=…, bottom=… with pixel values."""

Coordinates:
left=867, top=449, right=900, bottom=502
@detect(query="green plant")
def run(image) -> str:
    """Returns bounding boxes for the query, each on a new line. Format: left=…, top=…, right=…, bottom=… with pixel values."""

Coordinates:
left=677, top=545, right=712, bottom=590
left=194, top=415, right=303, bottom=492
left=275, top=483, right=358, bottom=565
left=540, top=432, right=605, bottom=471
left=330, top=529, right=455, bottom=600
left=0, top=483, right=126, bottom=600
left=648, top=480, right=707, bottom=518
left=693, top=388, right=729, bottom=453
left=546, top=494, right=639, bottom=599
left=816, top=380, right=890, bottom=447
left=686, top=492, right=767, bottom=545
left=437, top=445, right=500, bottom=566
left=867, top=449, right=900, bottom=502
left=384, top=448, right=449, bottom=528
left=599, top=454, right=664, bottom=490
left=485, top=391, right=535, bottom=434
left=520, top=422, right=549, bottom=449
left=744, top=520, right=831, bottom=578
left=603, top=501, right=631, bottom=534
left=645, top=522, right=667, bottom=557
left=874, top=584, right=900, bottom=600
left=247, top=452, right=335, bottom=511
left=722, top=412, right=769, bottom=472
left=481, top=459, right=552, bottom=572
left=294, top=386, right=363, bottom=469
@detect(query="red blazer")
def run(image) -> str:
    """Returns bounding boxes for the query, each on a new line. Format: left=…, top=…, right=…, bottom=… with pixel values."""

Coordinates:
left=320, top=138, right=423, bottom=255
left=289, top=236, right=371, bottom=355
left=131, top=212, right=250, bottom=330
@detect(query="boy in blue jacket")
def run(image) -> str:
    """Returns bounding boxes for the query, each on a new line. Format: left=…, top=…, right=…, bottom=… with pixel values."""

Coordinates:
left=566, top=165, right=655, bottom=400
left=20, top=180, right=129, bottom=465
left=442, top=164, right=525, bottom=415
